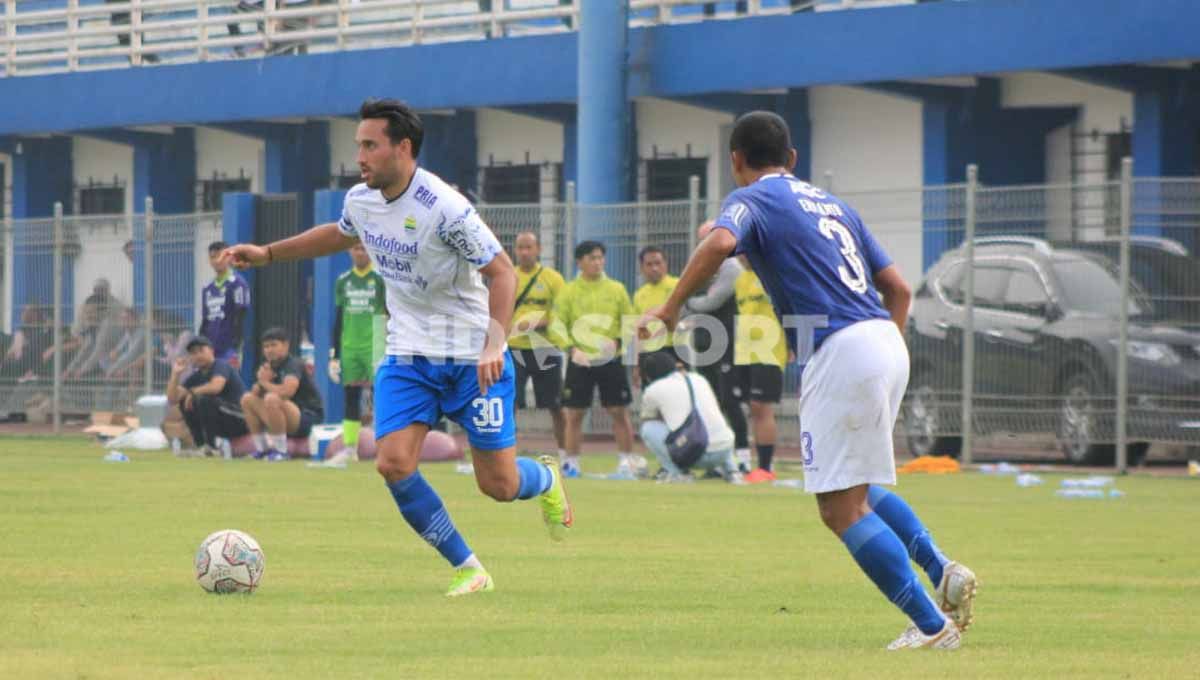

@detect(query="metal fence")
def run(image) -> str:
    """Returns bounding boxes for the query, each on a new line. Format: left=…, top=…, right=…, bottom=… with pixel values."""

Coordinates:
left=1, top=0, right=923, bottom=78
left=3, top=168, right=1197, bottom=470
left=0, top=202, right=221, bottom=425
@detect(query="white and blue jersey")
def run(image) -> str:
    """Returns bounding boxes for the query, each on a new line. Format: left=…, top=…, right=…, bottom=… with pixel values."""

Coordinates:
left=338, top=168, right=515, bottom=449
left=712, top=173, right=892, bottom=355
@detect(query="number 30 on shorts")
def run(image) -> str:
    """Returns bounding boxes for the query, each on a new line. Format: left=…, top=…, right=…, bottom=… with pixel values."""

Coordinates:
left=471, top=397, right=505, bottom=427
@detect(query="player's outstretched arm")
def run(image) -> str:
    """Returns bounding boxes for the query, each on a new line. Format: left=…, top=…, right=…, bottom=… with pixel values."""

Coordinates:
left=222, top=223, right=358, bottom=269
left=638, top=227, right=736, bottom=338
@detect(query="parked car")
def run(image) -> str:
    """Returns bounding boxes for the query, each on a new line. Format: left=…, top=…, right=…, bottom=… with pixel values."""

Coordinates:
left=904, top=236, right=1200, bottom=465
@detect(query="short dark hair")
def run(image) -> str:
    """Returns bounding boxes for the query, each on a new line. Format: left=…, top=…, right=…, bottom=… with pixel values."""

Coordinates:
left=641, top=351, right=677, bottom=385
left=360, top=98, right=424, bottom=158
left=260, top=327, right=289, bottom=344
left=730, top=111, right=792, bottom=170
left=574, top=240, right=605, bottom=261
left=186, top=335, right=213, bottom=352
left=638, top=245, right=665, bottom=264
left=208, top=241, right=227, bottom=254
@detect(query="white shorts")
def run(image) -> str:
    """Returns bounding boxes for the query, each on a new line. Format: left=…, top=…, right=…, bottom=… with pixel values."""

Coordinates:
left=799, top=319, right=909, bottom=494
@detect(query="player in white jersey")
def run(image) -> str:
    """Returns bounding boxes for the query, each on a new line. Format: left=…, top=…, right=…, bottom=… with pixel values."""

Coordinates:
left=222, top=99, right=572, bottom=597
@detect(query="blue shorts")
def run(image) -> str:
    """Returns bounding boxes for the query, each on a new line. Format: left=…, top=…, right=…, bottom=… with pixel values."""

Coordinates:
left=374, top=353, right=517, bottom=451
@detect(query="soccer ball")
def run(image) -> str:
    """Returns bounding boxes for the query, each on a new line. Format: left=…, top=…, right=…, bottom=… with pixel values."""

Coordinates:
left=194, top=529, right=265, bottom=594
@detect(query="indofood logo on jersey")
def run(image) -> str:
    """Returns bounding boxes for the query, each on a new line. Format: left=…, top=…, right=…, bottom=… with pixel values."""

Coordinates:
left=362, top=230, right=419, bottom=257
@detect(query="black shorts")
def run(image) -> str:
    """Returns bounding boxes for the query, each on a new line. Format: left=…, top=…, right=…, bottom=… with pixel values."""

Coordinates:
left=513, top=348, right=563, bottom=410
left=698, top=359, right=742, bottom=405
left=562, top=358, right=631, bottom=409
left=738, top=363, right=783, bottom=404
left=294, top=409, right=321, bottom=438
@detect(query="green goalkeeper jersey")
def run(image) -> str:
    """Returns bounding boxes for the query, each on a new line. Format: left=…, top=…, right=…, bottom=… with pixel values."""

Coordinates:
left=335, top=267, right=387, bottom=356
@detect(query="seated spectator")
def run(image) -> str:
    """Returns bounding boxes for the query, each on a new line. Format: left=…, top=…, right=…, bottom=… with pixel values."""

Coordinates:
left=638, top=351, right=742, bottom=483
left=167, top=336, right=249, bottom=458
left=64, top=301, right=125, bottom=380
left=240, top=327, right=324, bottom=462
left=2, top=305, right=53, bottom=380
left=103, top=308, right=146, bottom=378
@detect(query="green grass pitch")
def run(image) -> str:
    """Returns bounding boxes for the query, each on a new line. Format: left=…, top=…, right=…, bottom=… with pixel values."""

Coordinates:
left=2, top=437, right=1198, bottom=678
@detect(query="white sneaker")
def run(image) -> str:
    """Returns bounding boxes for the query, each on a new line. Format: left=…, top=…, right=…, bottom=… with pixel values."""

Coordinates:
left=887, top=619, right=961, bottom=650
left=609, top=461, right=639, bottom=481
left=628, top=455, right=650, bottom=479
left=935, top=562, right=978, bottom=631
left=323, top=449, right=355, bottom=466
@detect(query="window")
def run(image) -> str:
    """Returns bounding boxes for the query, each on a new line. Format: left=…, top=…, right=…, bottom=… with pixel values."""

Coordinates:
left=79, top=186, right=125, bottom=215
left=973, top=266, right=1011, bottom=308
left=936, top=262, right=965, bottom=304
left=937, top=262, right=1009, bottom=307
left=482, top=164, right=540, bottom=204
left=646, top=157, right=708, bottom=200
left=1106, top=132, right=1132, bottom=180
left=1054, top=256, right=1143, bottom=317
left=1004, top=266, right=1049, bottom=314
left=200, top=177, right=251, bottom=212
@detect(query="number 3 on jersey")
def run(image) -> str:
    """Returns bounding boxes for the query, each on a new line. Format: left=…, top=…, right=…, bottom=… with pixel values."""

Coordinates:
left=818, top=217, right=869, bottom=294
left=471, top=397, right=504, bottom=428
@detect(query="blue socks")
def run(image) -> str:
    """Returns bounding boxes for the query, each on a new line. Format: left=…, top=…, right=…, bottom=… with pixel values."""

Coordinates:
left=514, top=457, right=554, bottom=500
left=386, top=472, right=472, bottom=567
left=868, top=485, right=950, bottom=587
left=842, top=513, right=946, bottom=635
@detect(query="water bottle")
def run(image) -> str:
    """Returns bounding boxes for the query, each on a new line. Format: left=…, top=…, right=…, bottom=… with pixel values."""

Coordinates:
left=300, top=340, right=316, bottom=376
left=1015, top=473, right=1043, bottom=487
left=216, top=437, right=232, bottom=460
left=103, top=451, right=129, bottom=462
left=171, top=437, right=181, bottom=457
left=772, top=479, right=805, bottom=489
left=1055, top=488, right=1106, bottom=499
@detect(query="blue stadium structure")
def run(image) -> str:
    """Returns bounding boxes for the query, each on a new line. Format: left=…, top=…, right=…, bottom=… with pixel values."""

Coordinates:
left=2, top=0, right=1198, bottom=424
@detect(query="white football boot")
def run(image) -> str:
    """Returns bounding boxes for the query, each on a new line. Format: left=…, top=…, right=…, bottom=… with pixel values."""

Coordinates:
left=887, top=618, right=961, bottom=651
left=935, top=561, right=978, bottom=631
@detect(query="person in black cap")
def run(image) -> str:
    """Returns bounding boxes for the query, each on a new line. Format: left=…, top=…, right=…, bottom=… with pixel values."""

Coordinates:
left=166, top=335, right=248, bottom=457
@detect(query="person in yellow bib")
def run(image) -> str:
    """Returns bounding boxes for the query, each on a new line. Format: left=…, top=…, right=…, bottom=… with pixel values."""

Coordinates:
left=508, top=231, right=568, bottom=459
left=553, top=240, right=644, bottom=479
left=632, top=245, right=680, bottom=380
left=734, top=265, right=789, bottom=483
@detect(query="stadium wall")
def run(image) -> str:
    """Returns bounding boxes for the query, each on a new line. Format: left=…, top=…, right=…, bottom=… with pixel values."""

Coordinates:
left=328, top=119, right=358, bottom=184
left=635, top=98, right=734, bottom=203
left=195, top=128, right=265, bottom=195
left=477, top=109, right=565, bottom=167
left=72, top=136, right=134, bottom=216
left=1002, top=73, right=1134, bottom=184
left=810, top=86, right=924, bottom=285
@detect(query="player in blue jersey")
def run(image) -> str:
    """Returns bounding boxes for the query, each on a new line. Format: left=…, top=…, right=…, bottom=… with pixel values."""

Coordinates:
left=639, top=111, right=977, bottom=650
left=199, top=241, right=251, bottom=368
left=221, top=99, right=572, bottom=597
